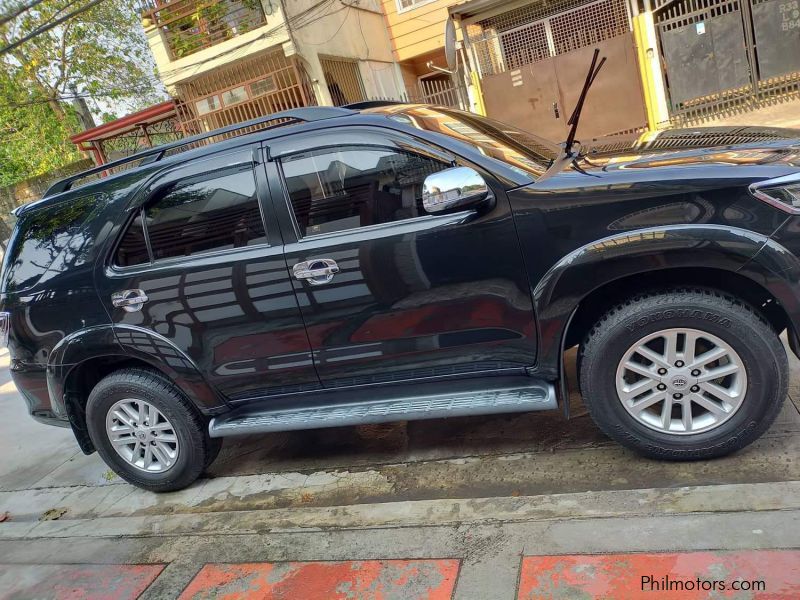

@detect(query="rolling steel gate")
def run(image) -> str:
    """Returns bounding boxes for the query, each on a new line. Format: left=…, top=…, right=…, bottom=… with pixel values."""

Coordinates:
left=656, top=0, right=800, bottom=122
left=466, top=0, right=648, bottom=142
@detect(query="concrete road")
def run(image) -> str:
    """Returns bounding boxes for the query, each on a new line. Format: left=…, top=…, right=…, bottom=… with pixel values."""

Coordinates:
left=1, top=345, right=799, bottom=598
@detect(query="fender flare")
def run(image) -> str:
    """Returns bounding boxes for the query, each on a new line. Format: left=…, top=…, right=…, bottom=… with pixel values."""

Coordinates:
left=48, top=324, right=228, bottom=418
left=533, top=224, right=800, bottom=379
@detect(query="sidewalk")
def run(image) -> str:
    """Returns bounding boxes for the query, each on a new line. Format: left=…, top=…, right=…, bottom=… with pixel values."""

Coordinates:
left=1, top=481, right=798, bottom=598
left=1, top=346, right=799, bottom=598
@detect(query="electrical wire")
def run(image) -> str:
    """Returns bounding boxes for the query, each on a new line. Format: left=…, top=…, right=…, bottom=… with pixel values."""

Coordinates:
left=1, top=0, right=374, bottom=110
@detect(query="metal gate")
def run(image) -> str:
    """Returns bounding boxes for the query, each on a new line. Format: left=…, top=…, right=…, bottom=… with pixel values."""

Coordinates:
left=655, top=0, right=800, bottom=122
left=466, top=0, right=648, bottom=142
left=320, top=56, right=367, bottom=105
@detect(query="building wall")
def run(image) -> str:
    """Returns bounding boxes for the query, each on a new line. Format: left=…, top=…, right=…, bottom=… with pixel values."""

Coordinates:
left=145, top=1, right=292, bottom=92
left=381, top=0, right=454, bottom=62
left=286, top=0, right=403, bottom=105
left=397, top=48, right=447, bottom=96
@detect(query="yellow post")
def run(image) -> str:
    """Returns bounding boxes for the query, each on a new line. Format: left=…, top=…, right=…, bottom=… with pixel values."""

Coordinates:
left=469, top=71, right=487, bottom=116
left=633, top=12, right=670, bottom=132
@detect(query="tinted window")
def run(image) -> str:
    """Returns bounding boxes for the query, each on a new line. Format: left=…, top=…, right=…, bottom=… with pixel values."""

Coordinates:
left=145, top=165, right=266, bottom=262
left=115, top=214, right=148, bottom=267
left=1, top=194, right=103, bottom=292
left=281, top=146, right=449, bottom=237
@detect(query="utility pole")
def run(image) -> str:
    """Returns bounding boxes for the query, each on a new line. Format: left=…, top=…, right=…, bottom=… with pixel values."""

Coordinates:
left=69, top=84, right=96, bottom=130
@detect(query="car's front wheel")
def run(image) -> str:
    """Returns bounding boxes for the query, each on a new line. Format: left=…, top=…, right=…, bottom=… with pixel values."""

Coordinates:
left=579, top=288, right=787, bottom=459
left=86, top=368, right=215, bottom=492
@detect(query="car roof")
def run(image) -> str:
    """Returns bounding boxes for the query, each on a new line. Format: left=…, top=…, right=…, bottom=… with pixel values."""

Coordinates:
left=17, top=103, right=427, bottom=217
left=42, top=107, right=359, bottom=198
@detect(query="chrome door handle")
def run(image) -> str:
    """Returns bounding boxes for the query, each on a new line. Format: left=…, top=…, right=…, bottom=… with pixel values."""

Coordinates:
left=293, top=259, right=339, bottom=285
left=111, top=289, right=149, bottom=312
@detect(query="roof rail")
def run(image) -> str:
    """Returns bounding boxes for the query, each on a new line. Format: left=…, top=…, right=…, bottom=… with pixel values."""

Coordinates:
left=342, top=100, right=404, bottom=110
left=44, top=106, right=356, bottom=198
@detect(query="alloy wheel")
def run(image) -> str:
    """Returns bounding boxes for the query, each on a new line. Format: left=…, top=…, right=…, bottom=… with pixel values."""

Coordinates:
left=105, top=399, right=179, bottom=473
left=615, top=328, right=747, bottom=435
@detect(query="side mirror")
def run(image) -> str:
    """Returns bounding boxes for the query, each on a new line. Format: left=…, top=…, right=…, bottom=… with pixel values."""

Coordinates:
left=422, top=167, right=493, bottom=215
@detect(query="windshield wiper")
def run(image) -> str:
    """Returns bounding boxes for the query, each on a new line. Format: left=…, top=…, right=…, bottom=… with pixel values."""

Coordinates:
left=536, top=48, right=606, bottom=183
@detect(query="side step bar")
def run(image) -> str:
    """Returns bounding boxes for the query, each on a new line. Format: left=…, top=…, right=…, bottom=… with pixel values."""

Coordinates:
left=209, top=377, right=557, bottom=438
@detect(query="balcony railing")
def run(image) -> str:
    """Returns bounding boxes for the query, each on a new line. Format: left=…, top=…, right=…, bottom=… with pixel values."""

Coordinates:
left=143, top=0, right=268, bottom=60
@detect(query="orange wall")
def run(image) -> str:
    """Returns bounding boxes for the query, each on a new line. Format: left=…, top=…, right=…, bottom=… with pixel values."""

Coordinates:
left=381, top=0, right=456, bottom=62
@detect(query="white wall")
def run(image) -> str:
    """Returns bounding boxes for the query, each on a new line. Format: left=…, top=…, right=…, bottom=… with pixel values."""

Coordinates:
left=284, top=0, right=404, bottom=104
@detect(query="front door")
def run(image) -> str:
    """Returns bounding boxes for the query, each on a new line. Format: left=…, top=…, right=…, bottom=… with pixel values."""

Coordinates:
left=265, top=127, right=537, bottom=388
left=97, top=145, right=320, bottom=402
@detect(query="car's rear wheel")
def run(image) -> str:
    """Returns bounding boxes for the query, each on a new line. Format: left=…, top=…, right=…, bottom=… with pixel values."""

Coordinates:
left=579, top=288, right=787, bottom=459
left=86, top=368, right=215, bottom=492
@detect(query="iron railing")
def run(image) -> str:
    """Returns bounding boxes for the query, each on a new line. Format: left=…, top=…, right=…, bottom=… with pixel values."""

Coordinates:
left=142, top=0, right=268, bottom=59
left=466, top=0, right=630, bottom=76
left=319, top=56, right=366, bottom=105
left=174, top=50, right=316, bottom=135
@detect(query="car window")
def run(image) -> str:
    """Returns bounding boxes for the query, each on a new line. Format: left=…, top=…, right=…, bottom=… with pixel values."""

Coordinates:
left=2, top=193, right=105, bottom=292
left=115, top=213, right=148, bottom=267
left=280, top=145, right=450, bottom=237
left=114, top=164, right=267, bottom=266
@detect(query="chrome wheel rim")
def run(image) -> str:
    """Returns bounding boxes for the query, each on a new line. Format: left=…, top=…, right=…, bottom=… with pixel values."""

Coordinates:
left=105, top=399, right=179, bottom=473
left=615, top=328, right=747, bottom=435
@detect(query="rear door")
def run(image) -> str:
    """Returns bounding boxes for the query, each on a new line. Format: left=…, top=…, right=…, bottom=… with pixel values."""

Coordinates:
left=265, top=127, right=537, bottom=388
left=97, top=145, right=320, bottom=402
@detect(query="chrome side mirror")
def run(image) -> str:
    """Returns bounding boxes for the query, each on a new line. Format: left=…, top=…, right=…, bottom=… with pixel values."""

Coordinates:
left=422, top=166, right=493, bottom=214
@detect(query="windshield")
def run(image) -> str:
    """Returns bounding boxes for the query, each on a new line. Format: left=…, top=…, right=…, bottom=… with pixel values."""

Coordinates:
left=364, top=105, right=558, bottom=178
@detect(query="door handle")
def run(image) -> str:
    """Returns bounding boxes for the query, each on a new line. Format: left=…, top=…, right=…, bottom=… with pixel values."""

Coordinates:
left=293, top=259, right=339, bottom=285
left=111, top=289, right=149, bottom=312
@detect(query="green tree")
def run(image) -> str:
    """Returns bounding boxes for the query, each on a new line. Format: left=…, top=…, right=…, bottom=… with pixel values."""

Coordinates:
left=0, top=67, right=81, bottom=187
left=0, top=0, right=166, bottom=186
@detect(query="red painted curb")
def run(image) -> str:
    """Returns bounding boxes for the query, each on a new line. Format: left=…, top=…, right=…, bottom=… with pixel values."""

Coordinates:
left=0, top=564, right=165, bottom=600
left=179, top=559, right=460, bottom=600
left=518, top=550, right=800, bottom=599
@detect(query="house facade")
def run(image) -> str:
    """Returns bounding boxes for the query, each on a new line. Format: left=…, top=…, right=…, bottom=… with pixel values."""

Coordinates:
left=386, top=0, right=800, bottom=137
left=380, top=0, right=463, bottom=106
left=142, top=0, right=404, bottom=134
left=72, top=0, right=800, bottom=168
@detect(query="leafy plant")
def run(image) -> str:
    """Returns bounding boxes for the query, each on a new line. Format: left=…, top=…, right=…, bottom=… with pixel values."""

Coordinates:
left=0, top=0, right=166, bottom=187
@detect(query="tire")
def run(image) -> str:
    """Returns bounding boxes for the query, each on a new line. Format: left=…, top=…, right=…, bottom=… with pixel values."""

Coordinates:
left=579, top=288, right=787, bottom=460
left=86, top=368, right=215, bottom=492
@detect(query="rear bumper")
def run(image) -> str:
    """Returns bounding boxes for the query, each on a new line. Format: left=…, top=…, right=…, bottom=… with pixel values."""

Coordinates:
left=10, top=363, right=70, bottom=427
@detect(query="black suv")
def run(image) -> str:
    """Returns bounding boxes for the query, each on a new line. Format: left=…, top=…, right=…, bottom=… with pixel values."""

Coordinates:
left=3, top=104, right=799, bottom=492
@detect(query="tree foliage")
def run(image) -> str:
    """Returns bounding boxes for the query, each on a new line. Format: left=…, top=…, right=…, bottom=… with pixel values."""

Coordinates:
left=0, top=66, right=81, bottom=187
left=0, top=0, right=166, bottom=187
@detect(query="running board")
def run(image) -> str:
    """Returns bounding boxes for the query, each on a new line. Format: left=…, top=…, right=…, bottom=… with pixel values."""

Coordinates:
left=209, top=377, right=557, bottom=438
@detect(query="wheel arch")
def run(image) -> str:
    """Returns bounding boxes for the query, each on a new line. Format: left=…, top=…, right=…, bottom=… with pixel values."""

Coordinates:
left=60, top=355, right=155, bottom=454
left=532, top=225, right=800, bottom=384
left=564, top=267, right=791, bottom=353
left=49, top=326, right=229, bottom=454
